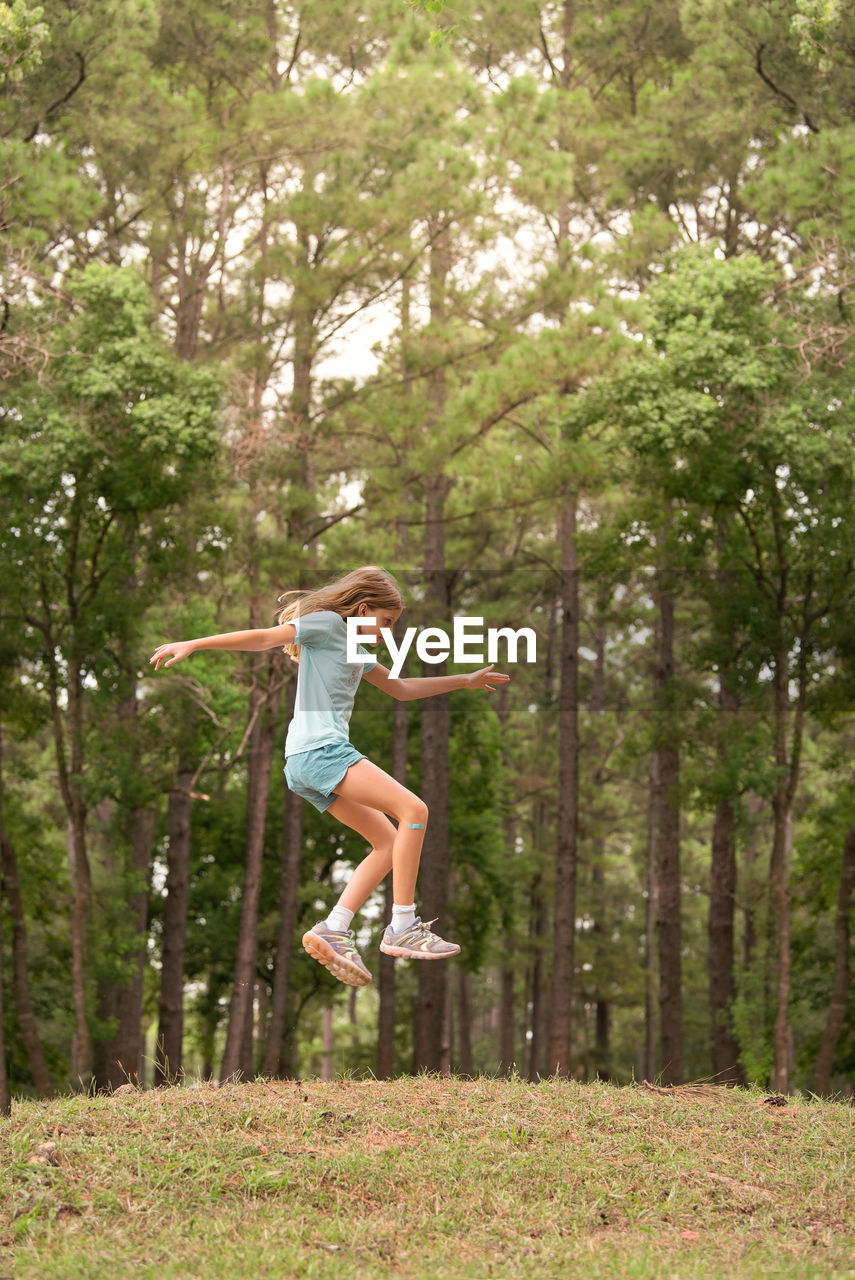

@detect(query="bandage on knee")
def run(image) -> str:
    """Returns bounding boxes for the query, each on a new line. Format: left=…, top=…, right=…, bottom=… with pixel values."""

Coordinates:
left=407, top=822, right=425, bottom=829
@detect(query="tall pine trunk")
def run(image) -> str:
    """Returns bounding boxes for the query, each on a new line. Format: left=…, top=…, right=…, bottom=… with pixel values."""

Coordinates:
left=708, top=674, right=743, bottom=1084
left=742, top=791, right=764, bottom=975
left=94, top=804, right=156, bottom=1089
left=497, top=684, right=517, bottom=1077
left=644, top=751, right=659, bottom=1081
left=0, top=890, right=9, bottom=1116
left=527, top=605, right=557, bottom=1082
left=377, top=623, right=408, bottom=1080
left=769, top=626, right=808, bottom=1094
left=812, top=814, right=855, bottom=1094
left=94, top=645, right=156, bottom=1090
left=377, top=289, right=413, bottom=1081
left=413, top=223, right=452, bottom=1075
left=769, top=649, right=796, bottom=1094
left=655, top=577, right=683, bottom=1085
left=221, top=644, right=283, bottom=1081
left=155, top=768, right=194, bottom=1085
left=548, top=496, right=580, bottom=1075
left=63, top=657, right=92, bottom=1083
left=546, top=0, right=581, bottom=1078
left=413, top=541, right=451, bottom=1072
left=591, top=610, right=610, bottom=1080
left=496, top=686, right=517, bottom=1075
left=261, top=675, right=302, bottom=1078
left=456, top=968, right=473, bottom=1075
left=527, top=866, right=547, bottom=1080
left=500, top=964, right=515, bottom=1076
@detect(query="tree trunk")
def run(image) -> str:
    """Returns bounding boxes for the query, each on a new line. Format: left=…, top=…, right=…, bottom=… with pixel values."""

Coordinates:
left=655, top=579, right=683, bottom=1085
left=65, top=660, right=92, bottom=1083
left=0, top=832, right=53, bottom=1095
left=260, top=783, right=303, bottom=1077
left=321, top=1006, right=334, bottom=1082
left=742, top=791, right=764, bottom=973
left=377, top=630, right=408, bottom=1079
left=548, top=496, right=580, bottom=1075
left=769, top=638, right=805, bottom=1095
left=376, top=292, right=413, bottom=1081
left=241, top=979, right=256, bottom=1078
left=496, top=681, right=517, bottom=1076
left=155, top=770, right=194, bottom=1085
left=95, top=805, right=156, bottom=1090
left=812, top=814, right=855, bottom=1095
left=441, top=960, right=453, bottom=1076
left=594, top=1002, right=610, bottom=1080
left=0, top=890, right=9, bottom=1117
left=591, top=610, right=610, bottom=1080
left=98, top=636, right=157, bottom=1089
left=0, top=728, right=52, bottom=1095
left=526, top=605, right=557, bottom=1082
left=456, top=967, right=473, bottom=1075
left=413, top=223, right=452, bottom=1074
left=708, top=674, right=743, bottom=1084
left=645, top=750, right=659, bottom=1081
left=261, top=674, right=303, bottom=1078
left=500, top=963, right=515, bottom=1076
left=769, top=791, right=793, bottom=1094
left=200, top=970, right=220, bottom=1082
left=527, top=864, right=547, bottom=1081
left=255, top=980, right=267, bottom=1066
left=709, top=793, right=743, bottom=1083
left=413, top=544, right=452, bottom=1072
left=221, top=645, right=284, bottom=1082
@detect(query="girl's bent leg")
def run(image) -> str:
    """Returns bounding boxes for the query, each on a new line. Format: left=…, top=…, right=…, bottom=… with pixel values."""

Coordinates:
left=324, top=795, right=396, bottom=914
left=332, top=759, right=428, bottom=907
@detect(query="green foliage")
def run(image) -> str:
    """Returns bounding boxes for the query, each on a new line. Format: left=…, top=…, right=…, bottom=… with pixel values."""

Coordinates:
left=791, top=0, right=843, bottom=65
left=732, top=942, right=775, bottom=1086
left=0, top=0, right=49, bottom=84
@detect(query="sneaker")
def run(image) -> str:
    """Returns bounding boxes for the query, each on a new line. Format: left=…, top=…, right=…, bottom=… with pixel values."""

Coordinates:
left=302, top=922, right=372, bottom=987
left=379, top=917, right=461, bottom=960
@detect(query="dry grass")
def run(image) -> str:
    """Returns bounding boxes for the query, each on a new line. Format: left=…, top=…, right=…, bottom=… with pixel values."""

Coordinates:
left=2, top=1075, right=854, bottom=1279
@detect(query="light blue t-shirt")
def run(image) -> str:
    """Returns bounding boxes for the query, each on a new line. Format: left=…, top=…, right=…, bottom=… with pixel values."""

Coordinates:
left=284, top=611, right=369, bottom=757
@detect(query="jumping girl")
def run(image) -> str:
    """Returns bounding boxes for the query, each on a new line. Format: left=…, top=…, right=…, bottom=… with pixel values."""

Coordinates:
left=150, top=566, right=509, bottom=988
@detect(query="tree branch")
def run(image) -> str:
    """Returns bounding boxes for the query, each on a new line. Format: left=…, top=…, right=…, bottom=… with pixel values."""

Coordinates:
left=24, top=52, right=86, bottom=143
left=755, top=44, right=819, bottom=135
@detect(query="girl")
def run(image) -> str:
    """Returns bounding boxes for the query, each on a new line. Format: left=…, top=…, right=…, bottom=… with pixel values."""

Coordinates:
left=150, top=566, right=509, bottom=988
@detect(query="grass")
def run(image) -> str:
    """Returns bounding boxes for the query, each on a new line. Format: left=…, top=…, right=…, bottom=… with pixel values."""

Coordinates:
left=2, top=1074, right=854, bottom=1279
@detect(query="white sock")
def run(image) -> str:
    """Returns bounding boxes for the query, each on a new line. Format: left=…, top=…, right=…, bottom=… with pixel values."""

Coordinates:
left=391, top=903, right=416, bottom=933
left=326, top=905, right=354, bottom=933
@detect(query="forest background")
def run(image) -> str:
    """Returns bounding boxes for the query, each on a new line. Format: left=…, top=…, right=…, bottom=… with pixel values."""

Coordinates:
left=1, top=0, right=854, bottom=1109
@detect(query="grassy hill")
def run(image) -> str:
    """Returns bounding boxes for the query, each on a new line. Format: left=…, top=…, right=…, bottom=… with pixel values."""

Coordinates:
left=2, top=1075, right=853, bottom=1279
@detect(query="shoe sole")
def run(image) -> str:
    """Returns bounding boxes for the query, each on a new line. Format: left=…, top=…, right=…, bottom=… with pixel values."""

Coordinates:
left=379, top=941, right=461, bottom=959
left=302, top=931, right=372, bottom=986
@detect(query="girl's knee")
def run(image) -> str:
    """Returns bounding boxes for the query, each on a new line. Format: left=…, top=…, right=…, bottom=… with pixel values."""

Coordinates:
left=406, top=797, right=428, bottom=828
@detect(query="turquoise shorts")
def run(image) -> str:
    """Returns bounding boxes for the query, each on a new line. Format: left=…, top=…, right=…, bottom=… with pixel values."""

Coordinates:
left=284, top=742, right=364, bottom=813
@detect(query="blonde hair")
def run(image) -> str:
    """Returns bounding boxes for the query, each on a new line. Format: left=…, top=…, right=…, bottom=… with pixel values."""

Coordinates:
left=277, top=566, right=404, bottom=658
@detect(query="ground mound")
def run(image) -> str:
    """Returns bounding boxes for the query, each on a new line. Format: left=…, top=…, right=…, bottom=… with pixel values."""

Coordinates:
left=3, top=1075, right=853, bottom=1278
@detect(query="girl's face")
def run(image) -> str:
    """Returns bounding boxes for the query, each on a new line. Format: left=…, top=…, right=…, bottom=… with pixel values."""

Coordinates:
left=353, top=600, right=402, bottom=644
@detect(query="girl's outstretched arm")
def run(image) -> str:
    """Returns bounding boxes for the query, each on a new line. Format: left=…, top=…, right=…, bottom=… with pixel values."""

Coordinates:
left=363, top=662, right=509, bottom=701
left=150, top=622, right=297, bottom=671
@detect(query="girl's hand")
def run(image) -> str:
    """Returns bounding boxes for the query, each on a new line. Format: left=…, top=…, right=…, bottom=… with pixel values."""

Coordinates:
left=150, top=640, right=196, bottom=671
left=466, top=664, right=510, bottom=693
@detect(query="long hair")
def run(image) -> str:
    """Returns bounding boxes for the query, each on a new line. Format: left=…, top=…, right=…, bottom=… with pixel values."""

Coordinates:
left=277, top=566, right=403, bottom=659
